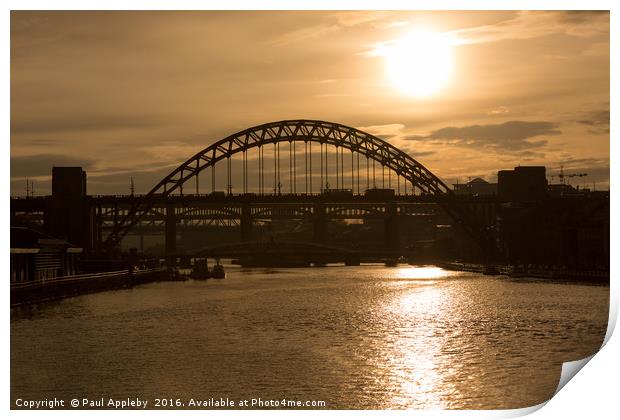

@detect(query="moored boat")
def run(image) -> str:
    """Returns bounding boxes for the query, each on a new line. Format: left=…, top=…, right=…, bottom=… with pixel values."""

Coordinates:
left=482, top=265, right=500, bottom=275
left=190, top=258, right=211, bottom=280
left=211, top=261, right=226, bottom=279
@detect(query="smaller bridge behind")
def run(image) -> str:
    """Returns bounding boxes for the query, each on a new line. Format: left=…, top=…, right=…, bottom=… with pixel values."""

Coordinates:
left=178, top=240, right=404, bottom=267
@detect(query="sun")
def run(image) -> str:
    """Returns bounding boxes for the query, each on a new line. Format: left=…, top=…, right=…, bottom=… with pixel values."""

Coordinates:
left=383, top=30, right=454, bottom=98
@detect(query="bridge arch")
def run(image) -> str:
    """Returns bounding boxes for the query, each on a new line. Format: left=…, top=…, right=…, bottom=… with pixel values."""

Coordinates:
left=103, top=119, right=472, bottom=249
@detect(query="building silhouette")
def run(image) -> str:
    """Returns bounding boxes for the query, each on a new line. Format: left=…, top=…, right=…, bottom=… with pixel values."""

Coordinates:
left=497, top=166, right=547, bottom=202
left=453, top=177, right=497, bottom=196
left=47, top=167, right=94, bottom=249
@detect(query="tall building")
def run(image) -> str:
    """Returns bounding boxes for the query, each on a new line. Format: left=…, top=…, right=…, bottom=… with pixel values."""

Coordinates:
left=52, top=166, right=86, bottom=198
left=497, top=166, right=547, bottom=202
left=46, top=167, right=93, bottom=250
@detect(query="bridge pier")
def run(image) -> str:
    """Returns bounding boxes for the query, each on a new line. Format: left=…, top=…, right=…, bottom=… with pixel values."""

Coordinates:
left=165, top=203, right=177, bottom=265
left=313, top=203, right=327, bottom=243
left=344, top=255, right=360, bottom=266
left=385, top=202, right=401, bottom=252
left=240, top=203, right=253, bottom=241
left=95, top=203, right=103, bottom=251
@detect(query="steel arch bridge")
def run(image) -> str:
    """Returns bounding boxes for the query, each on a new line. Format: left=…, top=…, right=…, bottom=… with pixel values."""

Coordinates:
left=103, top=119, right=488, bottom=250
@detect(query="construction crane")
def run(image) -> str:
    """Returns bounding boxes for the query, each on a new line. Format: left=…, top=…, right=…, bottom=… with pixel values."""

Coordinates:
left=550, top=165, right=587, bottom=185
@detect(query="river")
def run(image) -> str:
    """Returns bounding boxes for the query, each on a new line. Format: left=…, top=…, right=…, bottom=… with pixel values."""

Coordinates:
left=11, top=265, right=608, bottom=409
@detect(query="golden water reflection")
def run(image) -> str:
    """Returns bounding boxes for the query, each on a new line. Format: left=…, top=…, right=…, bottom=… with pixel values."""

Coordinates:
left=10, top=265, right=609, bottom=409
left=385, top=268, right=460, bottom=408
left=396, top=266, right=451, bottom=280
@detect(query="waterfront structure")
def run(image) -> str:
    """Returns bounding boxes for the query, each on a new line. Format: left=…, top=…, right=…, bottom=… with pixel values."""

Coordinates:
left=10, top=227, right=82, bottom=284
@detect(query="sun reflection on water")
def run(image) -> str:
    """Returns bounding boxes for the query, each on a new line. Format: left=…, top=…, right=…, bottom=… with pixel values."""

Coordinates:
left=397, top=266, right=450, bottom=280
left=383, top=266, right=459, bottom=408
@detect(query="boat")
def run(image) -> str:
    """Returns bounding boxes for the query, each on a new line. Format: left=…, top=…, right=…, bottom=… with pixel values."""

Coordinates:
left=482, top=265, right=500, bottom=275
left=384, top=258, right=399, bottom=267
left=190, top=258, right=211, bottom=280
left=211, top=260, right=226, bottom=279
left=168, top=269, right=189, bottom=282
left=508, top=265, right=526, bottom=278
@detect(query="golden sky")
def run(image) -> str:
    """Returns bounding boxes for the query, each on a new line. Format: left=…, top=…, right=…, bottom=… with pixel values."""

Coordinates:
left=10, top=11, right=610, bottom=195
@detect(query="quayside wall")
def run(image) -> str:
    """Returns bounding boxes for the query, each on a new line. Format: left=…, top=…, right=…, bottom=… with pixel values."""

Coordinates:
left=10, top=268, right=171, bottom=306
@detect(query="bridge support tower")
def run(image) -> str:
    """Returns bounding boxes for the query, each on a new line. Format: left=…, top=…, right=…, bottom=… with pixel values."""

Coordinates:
left=313, top=203, right=327, bottom=243
left=240, top=203, right=253, bottom=241
left=165, top=203, right=177, bottom=265
left=385, top=202, right=401, bottom=252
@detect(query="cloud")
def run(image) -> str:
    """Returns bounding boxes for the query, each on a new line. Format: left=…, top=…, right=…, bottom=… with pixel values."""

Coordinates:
left=487, top=106, right=510, bottom=116
left=16, top=138, right=61, bottom=147
left=356, top=123, right=405, bottom=140
left=577, top=109, right=610, bottom=134
left=364, top=11, right=609, bottom=58
left=10, top=152, right=176, bottom=182
left=315, top=93, right=352, bottom=98
left=557, top=11, right=609, bottom=25
left=87, top=164, right=179, bottom=193
left=554, top=157, right=606, bottom=167
left=549, top=159, right=610, bottom=186
left=453, top=11, right=609, bottom=45
left=136, top=142, right=202, bottom=163
left=10, top=154, right=96, bottom=178
left=11, top=113, right=170, bottom=134
left=398, top=148, right=436, bottom=158
left=272, top=23, right=340, bottom=47
left=331, top=11, right=392, bottom=28
left=405, top=120, right=561, bottom=152
left=272, top=11, right=391, bottom=46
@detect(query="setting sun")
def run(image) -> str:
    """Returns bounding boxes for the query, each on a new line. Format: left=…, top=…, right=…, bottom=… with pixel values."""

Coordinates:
left=384, top=30, right=454, bottom=97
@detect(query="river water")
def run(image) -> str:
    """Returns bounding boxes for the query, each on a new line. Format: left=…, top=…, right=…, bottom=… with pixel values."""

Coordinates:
left=11, top=265, right=608, bottom=409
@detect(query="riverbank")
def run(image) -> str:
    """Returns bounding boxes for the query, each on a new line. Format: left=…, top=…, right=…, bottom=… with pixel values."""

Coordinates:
left=438, top=261, right=609, bottom=284
left=10, top=268, right=174, bottom=306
